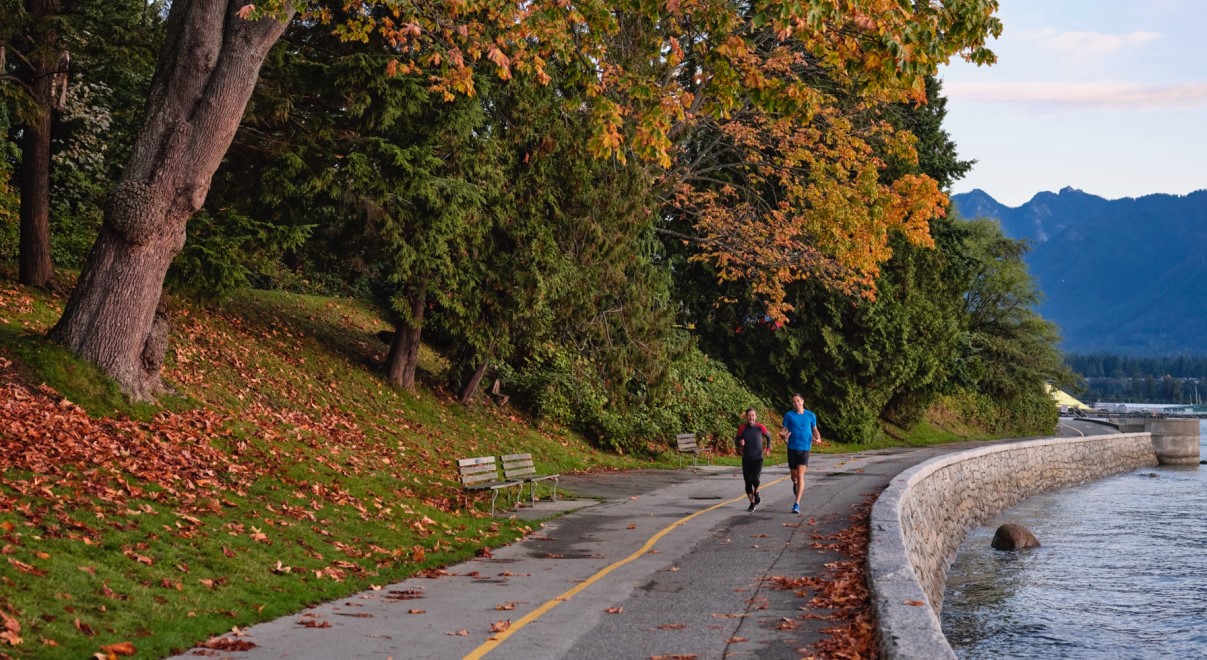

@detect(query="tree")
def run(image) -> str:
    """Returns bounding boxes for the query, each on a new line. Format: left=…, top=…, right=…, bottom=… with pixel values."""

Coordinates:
left=1, top=0, right=73, bottom=287
left=47, top=0, right=1002, bottom=400
left=49, top=1, right=295, bottom=399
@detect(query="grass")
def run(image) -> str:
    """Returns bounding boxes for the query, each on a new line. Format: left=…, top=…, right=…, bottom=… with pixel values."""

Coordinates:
left=0, top=276, right=999, bottom=658
left=0, top=282, right=645, bottom=658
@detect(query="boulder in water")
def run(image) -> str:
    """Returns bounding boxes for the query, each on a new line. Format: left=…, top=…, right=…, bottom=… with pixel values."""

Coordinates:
left=991, top=523, right=1041, bottom=551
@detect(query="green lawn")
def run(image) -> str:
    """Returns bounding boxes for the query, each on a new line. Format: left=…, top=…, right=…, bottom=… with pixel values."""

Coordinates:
left=0, top=280, right=996, bottom=658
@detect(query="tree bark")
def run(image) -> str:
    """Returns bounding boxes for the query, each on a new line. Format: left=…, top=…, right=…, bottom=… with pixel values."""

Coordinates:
left=16, top=0, right=61, bottom=288
left=458, top=356, right=491, bottom=405
left=385, top=290, right=426, bottom=391
left=18, top=86, right=54, bottom=287
left=48, top=1, right=295, bottom=400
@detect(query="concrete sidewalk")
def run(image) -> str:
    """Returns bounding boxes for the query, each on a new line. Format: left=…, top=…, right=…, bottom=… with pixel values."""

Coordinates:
left=171, top=443, right=1013, bottom=660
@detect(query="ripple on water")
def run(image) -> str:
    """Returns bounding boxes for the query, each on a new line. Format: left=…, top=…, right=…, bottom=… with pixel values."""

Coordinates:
left=942, top=437, right=1207, bottom=659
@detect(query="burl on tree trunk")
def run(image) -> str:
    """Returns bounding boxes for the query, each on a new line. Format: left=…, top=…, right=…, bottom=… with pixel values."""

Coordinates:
left=49, top=1, right=294, bottom=401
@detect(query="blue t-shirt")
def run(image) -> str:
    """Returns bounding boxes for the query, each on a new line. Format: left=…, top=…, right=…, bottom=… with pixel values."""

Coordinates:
left=782, top=409, right=818, bottom=451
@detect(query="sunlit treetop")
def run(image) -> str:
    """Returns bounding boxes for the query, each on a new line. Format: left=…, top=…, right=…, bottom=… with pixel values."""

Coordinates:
left=238, top=0, right=1001, bottom=319
left=240, top=0, right=999, bottom=164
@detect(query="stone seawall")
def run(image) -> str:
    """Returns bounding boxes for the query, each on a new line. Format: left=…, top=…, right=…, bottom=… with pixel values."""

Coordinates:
left=867, top=433, right=1158, bottom=659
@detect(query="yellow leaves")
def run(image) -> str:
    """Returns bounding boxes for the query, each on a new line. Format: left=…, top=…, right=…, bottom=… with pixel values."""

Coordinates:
left=587, top=100, right=627, bottom=162
left=486, top=47, right=512, bottom=80
left=676, top=100, right=946, bottom=319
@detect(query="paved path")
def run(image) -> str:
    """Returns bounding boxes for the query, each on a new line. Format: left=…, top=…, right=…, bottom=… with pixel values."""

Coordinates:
left=174, top=422, right=1105, bottom=659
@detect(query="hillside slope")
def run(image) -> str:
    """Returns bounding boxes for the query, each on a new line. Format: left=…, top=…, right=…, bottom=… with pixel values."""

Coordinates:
left=0, top=284, right=646, bottom=659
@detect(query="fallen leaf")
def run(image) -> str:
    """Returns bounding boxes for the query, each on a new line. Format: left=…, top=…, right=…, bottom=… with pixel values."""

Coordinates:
left=904, top=599, right=925, bottom=607
left=489, top=619, right=511, bottom=633
left=448, top=629, right=468, bottom=636
left=385, top=589, right=424, bottom=601
left=200, top=637, right=257, bottom=651
left=8, top=558, right=47, bottom=577
left=626, top=523, right=637, bottom=530
left=298, top=619, right=331, bottom=628
left=727, top=636, right=748, bottom=643
left=496, top=602, right=517, bottom=611
left=74, top=618, right=95, bottom=637
left=407, top=609, right=426, bottom=614
left=655, top=623, right=687, bottom=630
left=605, top=607, right=623, bottom=614
left=100, top=641, right=136, bottom=656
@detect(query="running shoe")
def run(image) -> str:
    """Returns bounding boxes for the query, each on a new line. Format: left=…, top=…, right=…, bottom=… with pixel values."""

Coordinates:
left=747, top=502, right=755, bottom=513
left=754, top=493, right=762, bottom=506
left=792, top=503, right=800, bottom=514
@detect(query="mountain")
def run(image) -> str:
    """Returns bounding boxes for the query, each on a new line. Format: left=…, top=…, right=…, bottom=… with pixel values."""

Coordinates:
left=951, top=187, right=1207, bottom=356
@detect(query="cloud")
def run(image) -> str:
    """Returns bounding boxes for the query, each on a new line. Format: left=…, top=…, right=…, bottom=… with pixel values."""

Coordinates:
left=944, top=80, right=1207, bottom=110
left=1023, top=29, right=1161, bottom=58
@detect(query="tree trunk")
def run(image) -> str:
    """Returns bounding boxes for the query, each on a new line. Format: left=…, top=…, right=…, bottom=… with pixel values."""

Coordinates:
left=48, top=1, right=294, bottom=400
left=385, top=290, right=426, bottom=391
left=18, top=87, right=54, bottom=287
left=458, top=356, right=491, bottom=405
left=16, top=0, right=61, bottom=288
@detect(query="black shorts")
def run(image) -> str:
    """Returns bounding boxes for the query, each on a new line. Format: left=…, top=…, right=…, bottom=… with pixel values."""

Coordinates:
left=787, top=449, right=810, bottom=469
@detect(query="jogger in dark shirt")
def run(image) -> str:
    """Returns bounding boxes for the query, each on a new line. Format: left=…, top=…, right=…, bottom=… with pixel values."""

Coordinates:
left=735, top=408, right=772, bottom=512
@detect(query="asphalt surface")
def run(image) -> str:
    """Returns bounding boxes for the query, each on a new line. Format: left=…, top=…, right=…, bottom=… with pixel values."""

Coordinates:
left=172, top=421, right=1107, bottom=660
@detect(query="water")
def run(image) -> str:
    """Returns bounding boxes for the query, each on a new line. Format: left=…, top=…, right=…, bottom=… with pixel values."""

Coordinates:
left=941, top=423, right=1207, bottom=659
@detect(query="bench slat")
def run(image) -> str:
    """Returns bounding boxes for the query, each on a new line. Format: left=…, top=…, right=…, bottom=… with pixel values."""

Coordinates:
left=457, top=456, right=522, bottom=515
left=500, top=453, right=559, bottom=506
left=674, top=432, right=710, bottom=468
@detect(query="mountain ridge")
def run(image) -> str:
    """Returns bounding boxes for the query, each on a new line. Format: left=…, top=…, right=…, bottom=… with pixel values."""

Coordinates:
left=951, top=187, right=1207, bottom=355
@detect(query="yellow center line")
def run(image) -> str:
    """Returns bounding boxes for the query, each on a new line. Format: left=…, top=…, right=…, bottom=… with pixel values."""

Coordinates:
left=464, top=476, right=791, bottom=659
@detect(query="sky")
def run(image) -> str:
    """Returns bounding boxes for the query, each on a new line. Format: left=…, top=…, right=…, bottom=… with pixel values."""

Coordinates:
left=939, top=0, right=1207, bottom=207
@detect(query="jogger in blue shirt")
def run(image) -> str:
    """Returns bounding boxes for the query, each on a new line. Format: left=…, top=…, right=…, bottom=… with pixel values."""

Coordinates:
left=780, top=393, right=822, bottom=514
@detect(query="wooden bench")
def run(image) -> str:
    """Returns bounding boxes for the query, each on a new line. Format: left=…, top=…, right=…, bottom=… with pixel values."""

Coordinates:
left=457, top=456, right=522, bottom=516
left=501, top=453, right=559, bottom=506
left=676, top=432, right=711, bottom=468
